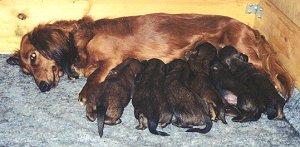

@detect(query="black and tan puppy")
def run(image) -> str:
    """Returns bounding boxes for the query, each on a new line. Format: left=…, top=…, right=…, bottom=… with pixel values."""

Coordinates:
left=85, top=58, right=143, bottom=137
left=165, top=59, right=212, bottom=133
left=209, top=60, right=264, bottom=122
left=132, top=58, right=172, bottom=136
left=187, top=42, right=226, bottom=124
left=219, top=46, right=286, bottom=120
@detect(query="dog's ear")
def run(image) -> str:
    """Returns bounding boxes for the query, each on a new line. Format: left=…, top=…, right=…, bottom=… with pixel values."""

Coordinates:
left=7, top=50, right=21, bottom=66
left=238, top=53, right=249, bottom=62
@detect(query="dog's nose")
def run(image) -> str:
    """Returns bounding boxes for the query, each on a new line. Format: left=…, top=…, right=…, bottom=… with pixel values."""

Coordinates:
left=39, top=81, right=51, bottom=92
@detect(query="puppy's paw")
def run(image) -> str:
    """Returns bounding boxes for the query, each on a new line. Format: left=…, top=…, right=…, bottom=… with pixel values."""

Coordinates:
left=136, top=114, right=148, bottom=130
left=105, top=118, right=122, bottom=125
left=266, top=107, right=277, bottom=120
left=78, top=82, right=99, bottom=106
left=86, top=103, right=97, bottom=122
left=78, top=88, right=88, bottom=105
left=231, top=115, right=245, bottom=122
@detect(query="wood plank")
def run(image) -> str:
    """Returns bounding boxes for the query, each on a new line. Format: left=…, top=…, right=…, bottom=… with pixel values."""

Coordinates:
left=269, top=0, right=300, bottom=28
left=0, top=0, right=259, bottom=53
left=254, top=0, right=300, bottom=89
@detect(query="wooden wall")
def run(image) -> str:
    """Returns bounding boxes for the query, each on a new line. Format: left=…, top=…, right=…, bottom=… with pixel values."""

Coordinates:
left=253, top=0, right=300, bottom=88
left=269, top=0, right=300, bottom=27
left=0, top=0, right=258, bottom=53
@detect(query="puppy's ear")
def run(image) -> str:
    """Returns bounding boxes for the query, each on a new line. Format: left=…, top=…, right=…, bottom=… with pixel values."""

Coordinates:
left=238, top=53, right=249, bottom=62
left=7, top=50, right=21, bottom=66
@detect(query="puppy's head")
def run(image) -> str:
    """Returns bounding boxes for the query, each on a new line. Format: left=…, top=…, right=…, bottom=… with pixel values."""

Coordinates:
left=219, top=46, right=248, bottom=68
left=167, top=59, right=191, bottom=81
left=145, top=58, right=166, bottom=73
left=188, top=42, right=217, bottom=72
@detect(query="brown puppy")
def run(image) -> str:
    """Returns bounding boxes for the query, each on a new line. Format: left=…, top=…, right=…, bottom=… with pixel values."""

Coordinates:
left=165, top=59, right=212, bottom=133
left=84, top=58, right=143, bottom=137
left=132, top=58, right=172, bottom=136
left=187, top=42, right=226, bottom=124
left=209, top=60, right=264, bottom=122
left=219, top=46, right=286, bottom=120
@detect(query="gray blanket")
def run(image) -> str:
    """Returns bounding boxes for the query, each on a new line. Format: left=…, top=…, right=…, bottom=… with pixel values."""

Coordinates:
left=0, top=55, right=299, bottom=146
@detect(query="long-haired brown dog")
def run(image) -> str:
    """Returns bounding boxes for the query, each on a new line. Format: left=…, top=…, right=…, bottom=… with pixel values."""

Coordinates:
left=6, top=13, right=293, bottom=99
left=187, top=42, right=226, bottom=124
left=83, top=58, right=143, bottom=137
left=165, top=59, right=212, bottom=133
left=219, top=46, right=286, bottom=120
left=132, top=58, right=172, bottom=136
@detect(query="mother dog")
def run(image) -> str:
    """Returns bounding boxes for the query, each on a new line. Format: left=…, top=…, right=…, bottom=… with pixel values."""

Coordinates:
left=7, top=13, right=293, bottom=100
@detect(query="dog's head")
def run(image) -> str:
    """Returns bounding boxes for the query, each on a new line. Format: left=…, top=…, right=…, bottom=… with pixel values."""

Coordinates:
left=6, top=24, right=78, bottom=92
left=188, top=42, right=217, bottom=74
left=218, top=46, right=248, bottom=70
left=167, top=59, right=191, bottom=81
left=145, top=58, right=166, bottom=73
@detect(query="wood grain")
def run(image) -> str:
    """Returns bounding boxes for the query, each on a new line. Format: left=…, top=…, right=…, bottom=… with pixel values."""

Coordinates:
left=254, top=0, right=300, bottom=89
left=269, top=0, right=300, bottom=27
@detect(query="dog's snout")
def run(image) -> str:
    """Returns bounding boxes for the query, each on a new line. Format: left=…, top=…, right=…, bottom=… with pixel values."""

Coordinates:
left=39, top=81, right=51, bottom=92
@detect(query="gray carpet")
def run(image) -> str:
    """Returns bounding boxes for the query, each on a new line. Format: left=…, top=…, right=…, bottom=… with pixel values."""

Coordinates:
left=0, top=54, right=299, bottom=146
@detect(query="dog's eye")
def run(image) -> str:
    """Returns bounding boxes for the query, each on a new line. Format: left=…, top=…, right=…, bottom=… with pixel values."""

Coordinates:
left=30, top=53, right=36, bottom=64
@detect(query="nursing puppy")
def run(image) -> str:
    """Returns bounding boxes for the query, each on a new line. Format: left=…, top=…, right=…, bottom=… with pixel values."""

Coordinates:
left=219, top=46, right=286, bottom=120
left=187, top=42, right=226, bottom=124
left=84, top=58, right=143, bottom=137
left=132, top=58, right=172, bottom=136
left=209, top=60, right=263, bottom=122
left=165, top=59, right=212, bottom=133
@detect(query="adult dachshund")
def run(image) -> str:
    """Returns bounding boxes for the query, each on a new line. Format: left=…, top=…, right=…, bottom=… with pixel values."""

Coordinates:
left=6, top=13, right=293, bottom=101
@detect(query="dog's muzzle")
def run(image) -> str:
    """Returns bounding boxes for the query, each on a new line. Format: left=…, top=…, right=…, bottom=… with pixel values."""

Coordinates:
left=39, top=81, right=51, bottom=92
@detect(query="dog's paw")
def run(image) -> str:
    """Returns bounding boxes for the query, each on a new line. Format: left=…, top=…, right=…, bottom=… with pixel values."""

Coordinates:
left=86, top=103, right=97, bottom=122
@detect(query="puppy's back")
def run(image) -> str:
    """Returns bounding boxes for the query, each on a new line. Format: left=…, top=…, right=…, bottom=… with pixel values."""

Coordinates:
left=132, top=58, right=171, bottom=136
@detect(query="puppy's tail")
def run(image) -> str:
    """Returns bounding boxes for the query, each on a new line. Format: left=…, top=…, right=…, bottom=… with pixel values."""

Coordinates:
left=186, top=115, right=213, bottom=134
left=216, top=97, right=227, bottom=124
left=97, top=105, right=106, bottom=138
left=255, top=30, right=294, bottom=99
left=148, top=117, right=170, bottom=136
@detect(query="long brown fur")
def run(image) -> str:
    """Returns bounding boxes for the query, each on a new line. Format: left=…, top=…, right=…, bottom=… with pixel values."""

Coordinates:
left=7, top=13, right=293, bottom=99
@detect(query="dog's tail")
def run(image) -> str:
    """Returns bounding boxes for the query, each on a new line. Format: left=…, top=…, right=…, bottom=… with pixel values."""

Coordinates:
left=186, top=115, right=213, bottom=134
left=97, top=105, right=106, bottom=138
left=215, top=94, right=227, bottom=124
left=254, top=30, right=294, bottom=99
left=147, top=114, right=170, bottom=136
left=217, top=102, right=227, bottom=124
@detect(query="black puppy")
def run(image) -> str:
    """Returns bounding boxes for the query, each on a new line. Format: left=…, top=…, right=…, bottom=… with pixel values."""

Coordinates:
left=165, top=59, right=212, bottom=133
left=85, top=58, right=143, bottom=137
left=219, top=46, right=286, bottom=120
left=209, top=60, right=264, bottom=122
left=132, top=58, right=172, bottom=136
left=187, top=42, right=226, bottom=124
